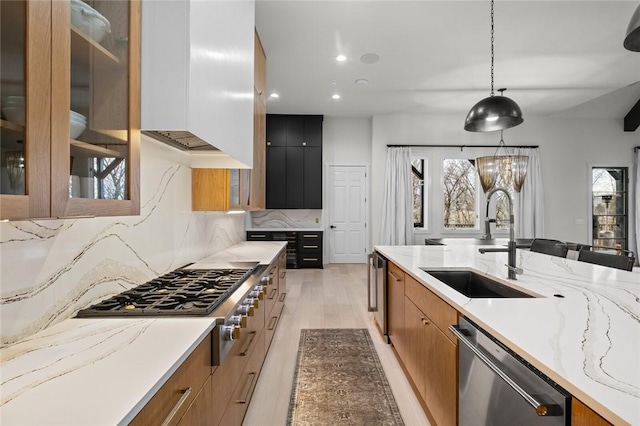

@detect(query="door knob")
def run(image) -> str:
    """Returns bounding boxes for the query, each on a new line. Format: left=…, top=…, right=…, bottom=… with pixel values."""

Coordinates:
left=330, top=225, right=336, bottom=229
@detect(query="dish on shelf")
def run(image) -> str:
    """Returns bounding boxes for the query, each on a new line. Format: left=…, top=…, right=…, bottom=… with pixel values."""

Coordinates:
left=1, top=106, right=26, bottom=126
left=70, top=0, right=111, bottom=44
left=70, top=111, right=87, bottom=139
left=70, top=110, right=87, bottom=123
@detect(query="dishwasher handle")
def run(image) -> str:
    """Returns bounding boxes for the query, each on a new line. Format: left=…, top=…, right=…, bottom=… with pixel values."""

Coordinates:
left=449, top=325, right=558, bottom=417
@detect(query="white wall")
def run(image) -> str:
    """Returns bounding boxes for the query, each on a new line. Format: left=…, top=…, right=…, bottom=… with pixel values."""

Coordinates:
left=323, top=117, right=372, bottom=166
left=370, top=113, right=638, bottom=248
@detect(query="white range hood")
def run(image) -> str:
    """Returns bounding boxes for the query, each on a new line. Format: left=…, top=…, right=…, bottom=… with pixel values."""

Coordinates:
left=141, top=0, right=255, bottom=168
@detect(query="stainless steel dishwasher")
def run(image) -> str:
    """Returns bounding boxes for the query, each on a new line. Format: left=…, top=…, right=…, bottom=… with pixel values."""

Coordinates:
left=450, top=317, right=571, bottom=426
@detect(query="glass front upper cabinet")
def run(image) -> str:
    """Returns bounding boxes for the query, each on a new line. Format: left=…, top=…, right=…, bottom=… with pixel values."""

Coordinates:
left=0, top=0, right=139, bottom=220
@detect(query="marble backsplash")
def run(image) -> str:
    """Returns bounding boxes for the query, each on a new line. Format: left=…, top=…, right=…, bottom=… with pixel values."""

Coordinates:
left=249, top=209, right=322, bottom=228
left=0, top=136, right=245, bottom=347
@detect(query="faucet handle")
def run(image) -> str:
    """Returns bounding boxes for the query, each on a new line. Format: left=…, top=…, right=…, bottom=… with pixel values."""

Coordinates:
left=505, top=264, right=524, bottom=275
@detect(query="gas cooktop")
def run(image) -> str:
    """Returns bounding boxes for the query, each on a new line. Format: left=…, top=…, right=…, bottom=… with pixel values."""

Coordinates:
left=75, top=266, right=256, bottom=317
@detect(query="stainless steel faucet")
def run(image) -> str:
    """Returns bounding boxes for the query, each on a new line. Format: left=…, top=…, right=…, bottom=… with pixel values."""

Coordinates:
left=478, top=187, right=522, bottom=280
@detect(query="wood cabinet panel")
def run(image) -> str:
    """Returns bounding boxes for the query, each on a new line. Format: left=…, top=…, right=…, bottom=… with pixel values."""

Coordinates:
left=404, top=298, right=426, bottom=400
left=192, top=169, right=229, bottom=211
left=177, top=374, right=213, bottom=426
left=423, top=321, right=457, bottom=426
left=285, top=146, right=304, bottom=208
left=303, top=146, right=322, bottom=209
left=405, top=274, right=458, bottom=344
left=266, top=114, right=287, bottom=147
left=572, top=399, right=613, bottom=426
left=388, top=261, right=406, bottom=361
left=130, top=334, right=212, bottom=426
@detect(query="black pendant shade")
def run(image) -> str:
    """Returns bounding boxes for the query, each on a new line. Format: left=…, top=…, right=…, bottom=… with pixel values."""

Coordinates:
left=464, top=95, right=524, bottom=132
left=624, top=4, right=640, bottom=52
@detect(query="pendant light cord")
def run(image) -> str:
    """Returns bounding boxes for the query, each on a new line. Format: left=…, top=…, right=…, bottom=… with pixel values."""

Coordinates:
left=490, top=0, right=495, bottom=96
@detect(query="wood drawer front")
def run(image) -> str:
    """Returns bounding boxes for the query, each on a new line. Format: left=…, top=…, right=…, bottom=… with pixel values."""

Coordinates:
left=219, top=330, right=267, bottom=426
left=405, top=274, right=458, bottom=344
left=176, top=374, right=212, bottom=426
left=130, top=334, right=212, bottom=426
left=388, top=261, right=405, bottom=284
left=265, top=292, right=286, bottom=349
left=299, top=232, right=322, bottom=242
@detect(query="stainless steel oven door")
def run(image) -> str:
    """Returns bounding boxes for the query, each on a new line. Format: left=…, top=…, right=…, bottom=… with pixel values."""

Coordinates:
left=451, top=317, right=570, bottom=426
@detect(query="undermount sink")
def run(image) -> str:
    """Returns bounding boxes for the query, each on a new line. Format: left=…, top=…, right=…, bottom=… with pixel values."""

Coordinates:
left=420, top=268, right=534, bottom=298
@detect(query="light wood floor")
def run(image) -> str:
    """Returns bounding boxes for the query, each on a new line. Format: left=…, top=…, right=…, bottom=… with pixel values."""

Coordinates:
left=243, top=264, right=431, bottom=426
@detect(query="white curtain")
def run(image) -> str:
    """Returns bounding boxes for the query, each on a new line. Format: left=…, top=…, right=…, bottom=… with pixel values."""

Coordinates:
left=380, top=147, right=414, bottom=245
left=514, top=148, right=544, bottom=238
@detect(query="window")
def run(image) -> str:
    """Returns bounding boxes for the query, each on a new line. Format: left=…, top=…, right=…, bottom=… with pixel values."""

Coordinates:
left=412, top=158, right=425, bottom=227
left=442, top=159, right=477, bottom=229
left=95, top=158, right=127, bottom=200
left=591, top=167, right=628, bottom=250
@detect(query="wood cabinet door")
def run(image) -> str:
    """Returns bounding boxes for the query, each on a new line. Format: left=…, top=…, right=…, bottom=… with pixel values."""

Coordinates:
left=0, top=0, right=52, bottom=220
left=404, top=297, right=426, bottom=400
left=177, top=374, right=213, bottom=426
left=387, top=262, right=405, bottom=361
left=50, top=0, right=140, bottom=218
left=424, top=323, right=457, bottom=426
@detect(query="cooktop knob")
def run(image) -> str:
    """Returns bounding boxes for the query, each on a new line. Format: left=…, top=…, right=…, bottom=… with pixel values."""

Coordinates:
left=245, top=297, right=259, bottom=309
left=222, top=325, right=240, bottom=341
left=229, top=315, right=247, bottom=328
left=249, top=289, right=264, bottom=301
left=260, top=276, right=272, bottom=286
left=238, top=303, right=254, bottom=317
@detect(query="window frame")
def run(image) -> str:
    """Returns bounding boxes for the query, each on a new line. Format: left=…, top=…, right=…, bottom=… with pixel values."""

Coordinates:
left=412, top=158, right=426, bottom=229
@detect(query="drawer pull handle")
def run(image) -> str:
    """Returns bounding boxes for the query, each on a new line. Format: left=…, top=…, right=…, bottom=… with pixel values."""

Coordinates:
left=303, top=258, right=318, bottom=261
left=268, top=289, right=277, bottom=300
left=278, top=292, right=286, bottom=302
left=160, top=387, right=192, bottom=426
left=303, top=245, right=319, bottom=249
left=240, top=331, right=257, bottom=356
left=251, top=234, right=267, bottom=238
left=280, top=271, right=286, bottom=278
left=388, top=270, right=402, bottom=282
left=302, top=234, right=318, bottom=238
left=236, top=372, right=257, bottom=403
left=267, top=316, right=278, bottom=330
left=421, top=317, right=431, bottom=326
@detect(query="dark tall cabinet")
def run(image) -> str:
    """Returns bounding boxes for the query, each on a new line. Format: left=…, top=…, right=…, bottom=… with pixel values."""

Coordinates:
left=266, top=114, right=323, bottom=209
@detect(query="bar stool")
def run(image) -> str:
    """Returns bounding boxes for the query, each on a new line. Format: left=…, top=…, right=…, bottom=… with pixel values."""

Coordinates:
left=530, top=238, right=569, bottom=258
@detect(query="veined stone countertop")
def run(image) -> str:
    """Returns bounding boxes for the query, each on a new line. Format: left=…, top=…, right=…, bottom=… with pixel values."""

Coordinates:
left=0, top=242, right=286, bottom=426
left=375, top=244, right=640, bottom=426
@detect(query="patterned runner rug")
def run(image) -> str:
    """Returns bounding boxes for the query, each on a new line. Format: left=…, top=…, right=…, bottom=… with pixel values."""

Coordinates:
left=287, top=328, right=405, bottom=425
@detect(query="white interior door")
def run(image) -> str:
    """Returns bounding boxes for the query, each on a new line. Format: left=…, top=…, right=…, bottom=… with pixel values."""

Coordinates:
left=328, top=166, right=368, bottom=263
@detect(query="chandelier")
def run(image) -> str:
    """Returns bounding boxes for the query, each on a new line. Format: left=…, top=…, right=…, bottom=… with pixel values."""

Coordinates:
left=475, top=130, right=528, bottom=193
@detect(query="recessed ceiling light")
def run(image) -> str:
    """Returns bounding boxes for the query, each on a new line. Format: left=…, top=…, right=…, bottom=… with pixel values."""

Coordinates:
left=355, top=78, right=369, bottom=85
left=332, top=94, right=341, bottom=100
left=360, top=53, right=380, bottom=64
left=330, top=80, right=338, bottom=86
left=269, top=93, right=279, bottom=98
left=336, top=54, right=347, bottom=62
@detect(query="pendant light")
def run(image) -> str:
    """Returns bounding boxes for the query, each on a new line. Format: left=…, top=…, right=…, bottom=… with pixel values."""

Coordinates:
left=465, top=0, right=523, bottom=132
left=624, top=4, right=640, bottom=52
left=475, top=127, right=528, bottom=193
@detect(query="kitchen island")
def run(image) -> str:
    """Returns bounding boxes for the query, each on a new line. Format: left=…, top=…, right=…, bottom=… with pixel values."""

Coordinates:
left=376, top=244, right=639, bottom=426
left=0, top=241, right=286, bottom=425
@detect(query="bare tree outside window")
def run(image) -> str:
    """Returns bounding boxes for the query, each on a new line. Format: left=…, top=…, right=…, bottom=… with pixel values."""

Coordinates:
left=443, top=159, right=476, bottom=229
left=94, top=158, right=126, bottom=200
left=412, top=159, right=424, bottom=227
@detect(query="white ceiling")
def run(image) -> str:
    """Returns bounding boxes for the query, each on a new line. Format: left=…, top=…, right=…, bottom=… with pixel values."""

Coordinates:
left=255, top=0, right=640, bottom=120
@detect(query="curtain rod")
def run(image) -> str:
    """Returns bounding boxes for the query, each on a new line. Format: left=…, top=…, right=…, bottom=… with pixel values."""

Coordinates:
left=635, top=146, right=640, bottom=152
left=387, top=144, right=539, bottom=149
